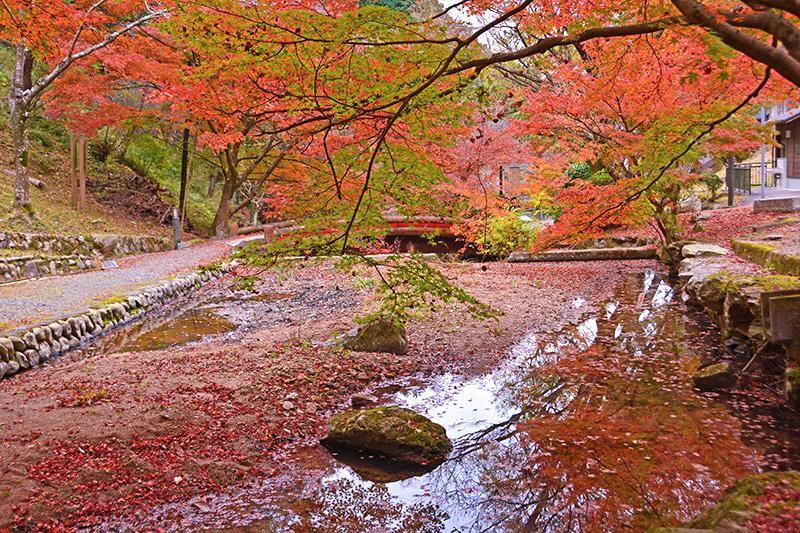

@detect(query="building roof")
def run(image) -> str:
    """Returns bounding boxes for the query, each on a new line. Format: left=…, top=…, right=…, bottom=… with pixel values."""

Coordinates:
left=772, top=107, right=800, bottom=125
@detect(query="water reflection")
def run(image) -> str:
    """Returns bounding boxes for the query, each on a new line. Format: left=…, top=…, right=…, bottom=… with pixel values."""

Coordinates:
left=290, top=271, right=777, bottom=531
left=111, top=308, right=236, bottom=353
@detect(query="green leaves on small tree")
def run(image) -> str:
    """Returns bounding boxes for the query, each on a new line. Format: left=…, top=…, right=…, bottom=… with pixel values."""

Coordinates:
left=340, top=254, right=501, bottom=326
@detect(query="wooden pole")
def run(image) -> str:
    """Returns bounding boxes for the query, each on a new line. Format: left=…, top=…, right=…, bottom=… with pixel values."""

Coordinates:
left=726, top=155, right=735, bottom=207
left=78, top=136, right=87, bottom=211
left=178, top=128, right=191, bottom=228
left=69, top=133, right=78, bottom=209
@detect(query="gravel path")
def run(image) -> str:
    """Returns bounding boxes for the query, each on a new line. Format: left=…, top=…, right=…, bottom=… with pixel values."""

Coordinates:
left=0, top=236, right=259, bottom=333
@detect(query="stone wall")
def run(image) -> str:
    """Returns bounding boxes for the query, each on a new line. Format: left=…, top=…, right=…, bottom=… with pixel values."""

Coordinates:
left=0, top=232, right=172, bottom=284
left=0, top=232, right=171, bottom=258
left=674, top=242, right=800, bottom=408
left=0, top=254, right=99, bottom=283
left=0, top=262, right=235, bottom=381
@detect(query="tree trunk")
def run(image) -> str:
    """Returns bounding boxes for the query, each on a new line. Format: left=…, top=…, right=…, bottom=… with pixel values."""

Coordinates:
left=178, top=128, right=191, bottom=228
left=213, top=177, right=235, bottom=238
left=9, top=43, right=33, bottom=214
left=206, top=174, right=217, bottom=197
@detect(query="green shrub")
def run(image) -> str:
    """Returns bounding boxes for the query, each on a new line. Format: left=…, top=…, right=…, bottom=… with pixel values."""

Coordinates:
left=702, top=174, right=724, bottom=202
left=565, top=162, right=592, bottom=181
left=478, top=212, right=537, bottom=258
left=590, top=170, right=614, bottom=186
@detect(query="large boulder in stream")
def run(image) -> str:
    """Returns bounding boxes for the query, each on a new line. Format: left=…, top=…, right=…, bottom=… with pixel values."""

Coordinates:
left=341, top=318, right=407, bottom=355
left=322, top=406, right=452, bottom=466
left=692, top=362, right=736, bottom=391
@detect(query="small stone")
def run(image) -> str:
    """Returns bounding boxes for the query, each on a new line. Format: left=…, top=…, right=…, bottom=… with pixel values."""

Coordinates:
left=16, top=352, right=30, bottom=370
left=351, top=393, right=379, bottom=408
left=6, top=359, right=20, bottom=375
left=282, top=401, right=296, bottom=410
left=341, top=318, right=407, bottom=355
left=32, top=327, right=46, bottom=342
left=24, top=349, right=39, bottom=367
left=692, top=362, right=736, bottom=391
left=285, top=392, right=299, bottom=401
left=48, top=322, right=63, bottom=338
left=682, top=243, right=729, bottom=258
left=0, top=337, right=13, bottom=359
left=305, top=402, right=318, bottom=414
left=9, top=336, right=25, bottom=352
left=38, top=342, right=51, bottom=361
left=23, top=331, right=38, bottom=350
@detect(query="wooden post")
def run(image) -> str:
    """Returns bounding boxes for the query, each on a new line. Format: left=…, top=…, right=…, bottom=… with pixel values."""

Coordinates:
left=78, top=136, right=87, bottom=211
left=178, top=128, right=191, bottom=228
left=69, top=133, right=78, bottom=209
left=726, top=155, right=735, bottom=207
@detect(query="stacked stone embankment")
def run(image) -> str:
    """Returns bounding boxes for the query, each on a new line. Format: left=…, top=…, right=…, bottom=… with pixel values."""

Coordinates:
left=0, top=254, right=99, bottom=282
left=0, top=262, right=235, bottom=381
left=0, top=232, right=171, bottom=284
left=670, top=240, right=800, bottom=406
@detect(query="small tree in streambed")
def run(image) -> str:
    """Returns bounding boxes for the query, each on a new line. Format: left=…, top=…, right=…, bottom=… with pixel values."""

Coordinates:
left=0, top=0, right=167, bottom=219
left=340, top=254, right=501, bottom=327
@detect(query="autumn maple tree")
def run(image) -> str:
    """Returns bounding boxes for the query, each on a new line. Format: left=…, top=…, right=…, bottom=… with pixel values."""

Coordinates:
left=0, top=0, right=169, bottom=218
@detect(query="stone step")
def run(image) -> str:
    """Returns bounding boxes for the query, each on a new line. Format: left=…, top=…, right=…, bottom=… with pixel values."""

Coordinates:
left=753, top=196, right=800, bottom=213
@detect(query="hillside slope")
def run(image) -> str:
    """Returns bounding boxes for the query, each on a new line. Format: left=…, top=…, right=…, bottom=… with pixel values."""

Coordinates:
left=0, top=46, right=219, bottom=238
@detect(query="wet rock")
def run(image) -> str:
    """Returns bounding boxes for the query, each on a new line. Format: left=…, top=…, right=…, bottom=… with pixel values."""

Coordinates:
left=692, top=362, right=736, bottom=391
left=688, top=471, right=800, bottom=530
left=323, top=406, right=452, bottom=466
left=351, top=393, right=379, bottom=408
left=681, top=243, right=729, bottom=258
left=342, top=318, right=407, bottom=355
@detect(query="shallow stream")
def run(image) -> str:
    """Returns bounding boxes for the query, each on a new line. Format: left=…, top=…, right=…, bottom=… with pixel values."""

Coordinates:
left=111, top=270, right=800, bottom=532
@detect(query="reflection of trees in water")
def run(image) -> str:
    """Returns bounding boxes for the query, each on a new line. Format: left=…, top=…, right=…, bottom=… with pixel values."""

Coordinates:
left=299, top=475, right=446, bottom=532
left=413, top=273, right=754, bottom=531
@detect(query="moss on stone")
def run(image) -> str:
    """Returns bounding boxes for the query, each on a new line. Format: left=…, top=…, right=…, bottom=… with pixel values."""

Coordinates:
left=692, top=362, right=736, bottom=391
left=324, top=406, right=452, bottom=466
left=689, top=471, right=800, bottom=529
left=733, top=240, right=800, bottom=277
left=787, top=367, right=800, bottom=387
left=706, top=271, right=800, bottom=293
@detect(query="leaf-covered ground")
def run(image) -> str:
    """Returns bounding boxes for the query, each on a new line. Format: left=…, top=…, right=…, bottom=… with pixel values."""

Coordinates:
left=0, top=260, right=653, bottom=530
